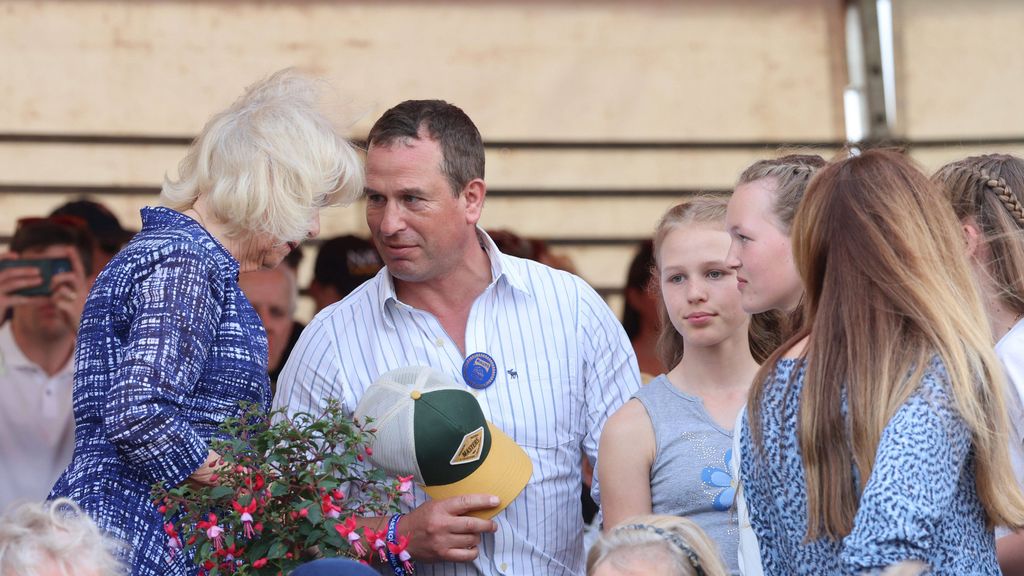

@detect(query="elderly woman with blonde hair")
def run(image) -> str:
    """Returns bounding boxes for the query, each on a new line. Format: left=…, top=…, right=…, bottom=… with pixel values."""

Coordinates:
left=48, top=68, right=363, bottom=576
left=0, top=498, right=125, bottom=576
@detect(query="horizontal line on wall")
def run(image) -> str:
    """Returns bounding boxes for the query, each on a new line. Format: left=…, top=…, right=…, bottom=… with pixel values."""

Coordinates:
left=0, top=184, right=161, bottom=195
left=0, top=183, right=725, bottom=198
left=0, top=132, right=842, bottom=149
left=5, top=132, right=1024, bottom=149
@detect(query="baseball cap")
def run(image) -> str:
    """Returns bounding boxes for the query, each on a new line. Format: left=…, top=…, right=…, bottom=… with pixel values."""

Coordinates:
left=354, top=366, right=532, bottom=520
left=313, top=235, right=383, bottom=298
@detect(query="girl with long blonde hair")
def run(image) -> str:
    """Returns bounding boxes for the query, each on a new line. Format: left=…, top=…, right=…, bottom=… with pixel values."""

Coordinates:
left=741, top=149, right=1024, bottom=574
left=600, top=197, right=763, bottom=575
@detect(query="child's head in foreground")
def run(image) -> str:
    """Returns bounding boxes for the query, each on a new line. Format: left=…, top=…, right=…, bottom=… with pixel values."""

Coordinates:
left=587, top=515, right=727, bottom=576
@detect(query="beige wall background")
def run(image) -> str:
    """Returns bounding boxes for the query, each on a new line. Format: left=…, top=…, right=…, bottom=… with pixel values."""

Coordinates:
left=3, top=0, right=1022, bottom=320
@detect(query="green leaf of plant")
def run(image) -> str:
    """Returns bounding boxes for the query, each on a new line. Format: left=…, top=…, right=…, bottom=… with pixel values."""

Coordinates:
left=209, top=485, right=235, bottom=500
left=267, top=541, right=287, bottom=559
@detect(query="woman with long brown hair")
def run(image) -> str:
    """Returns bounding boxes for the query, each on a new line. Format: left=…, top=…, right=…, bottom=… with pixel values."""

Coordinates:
left=740, top=149, right=1024, bottom=574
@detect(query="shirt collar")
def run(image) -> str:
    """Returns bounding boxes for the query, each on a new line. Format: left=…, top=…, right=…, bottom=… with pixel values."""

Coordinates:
left=139, top=206, right=241, bottom=279
left=377, top=228, right=532, bottom=327
left=0, top=323, right=74, bottom=376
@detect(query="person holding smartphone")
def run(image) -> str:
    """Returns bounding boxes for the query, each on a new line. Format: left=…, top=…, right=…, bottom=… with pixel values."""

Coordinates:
left=0, top=216, right=92, bottom=513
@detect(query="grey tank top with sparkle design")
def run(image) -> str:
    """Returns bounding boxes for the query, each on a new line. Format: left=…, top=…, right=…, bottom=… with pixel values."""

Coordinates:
left=633, top=374, right=740, bottom=575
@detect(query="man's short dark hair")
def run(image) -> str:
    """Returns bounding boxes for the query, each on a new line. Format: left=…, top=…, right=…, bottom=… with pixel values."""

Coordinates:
left=50, top=198, right=133, bottom=255
left=11, top=219, right=95, bottom=275
left=366, top=100, right=485, bottom=197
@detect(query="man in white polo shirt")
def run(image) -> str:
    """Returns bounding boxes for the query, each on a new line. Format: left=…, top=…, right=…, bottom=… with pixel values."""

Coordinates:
left=0, top=217, right=91, bottom=513
left=275, top=100, right=641, bottom=575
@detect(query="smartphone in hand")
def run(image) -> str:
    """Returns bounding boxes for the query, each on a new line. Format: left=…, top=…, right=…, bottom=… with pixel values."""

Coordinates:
left=0, top=258, right=73, bottom=296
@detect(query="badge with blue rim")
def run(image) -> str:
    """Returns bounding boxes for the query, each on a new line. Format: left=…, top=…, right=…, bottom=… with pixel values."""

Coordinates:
left=462, top=352, right=497, bottom=390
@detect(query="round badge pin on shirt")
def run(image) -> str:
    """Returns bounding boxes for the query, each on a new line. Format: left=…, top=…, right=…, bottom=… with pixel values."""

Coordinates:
left=462, top=352, right=497, bottom=390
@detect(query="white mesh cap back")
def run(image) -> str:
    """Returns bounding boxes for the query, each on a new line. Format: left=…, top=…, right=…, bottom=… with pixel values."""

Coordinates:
left=353, top=366, right=462, bottom=484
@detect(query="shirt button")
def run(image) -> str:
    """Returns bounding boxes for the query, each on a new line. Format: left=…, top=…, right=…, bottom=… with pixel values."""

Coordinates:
left=500, top=563, right=508, bottom=572
left=434, top=338, right=444, bottom=347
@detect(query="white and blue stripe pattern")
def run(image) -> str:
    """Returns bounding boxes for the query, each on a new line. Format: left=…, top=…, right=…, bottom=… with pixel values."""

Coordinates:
left=274, top=230, right=641, bottom=576
left=50, top=207, right=271, bottom=576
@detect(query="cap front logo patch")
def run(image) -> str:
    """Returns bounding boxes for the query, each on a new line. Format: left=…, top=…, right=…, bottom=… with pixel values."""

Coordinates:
left=450, top=426, right=485, bottom=465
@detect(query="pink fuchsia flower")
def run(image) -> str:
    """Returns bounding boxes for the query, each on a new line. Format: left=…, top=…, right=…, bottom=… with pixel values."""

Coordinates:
left=232, top=498, right=259, bottom=539
left=365, top=527, right=388, bottom=563
left=197, top=513, right=225, bottom=550
left=163, top=523, right=182, bottom=560
left=252, top=558, right=268, bottom=569
left=334, top=516, right=365, bottom=557
left=388, top=535, right=414, bottom=573
left=398, top=475, right=415, bottom=506
left=321, top=494, right=342, bottom=519
left=397, top=475, right=414, bottom=493
left=216, top=543, right=245, bottom=568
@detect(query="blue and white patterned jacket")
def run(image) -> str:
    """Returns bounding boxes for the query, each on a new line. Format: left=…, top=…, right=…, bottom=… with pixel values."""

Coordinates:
left=50, top=206, right=270, bottom=576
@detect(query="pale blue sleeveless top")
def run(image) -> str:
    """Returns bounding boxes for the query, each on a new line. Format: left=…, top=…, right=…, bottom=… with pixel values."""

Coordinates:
left=634, top=374, right=740, bottom=575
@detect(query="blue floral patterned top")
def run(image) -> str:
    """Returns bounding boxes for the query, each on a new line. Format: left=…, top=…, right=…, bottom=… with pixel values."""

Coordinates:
left=740, top=358, right=998, bottom=575
left=50, top=207, right=270, bottom=576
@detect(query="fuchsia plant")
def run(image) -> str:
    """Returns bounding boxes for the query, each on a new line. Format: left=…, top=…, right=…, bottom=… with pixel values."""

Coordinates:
left=152, top=402, right=411, bottom=575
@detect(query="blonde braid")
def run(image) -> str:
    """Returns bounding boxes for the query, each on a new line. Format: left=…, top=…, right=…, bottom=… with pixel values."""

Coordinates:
left=977, top=168, right=1024, bottom=228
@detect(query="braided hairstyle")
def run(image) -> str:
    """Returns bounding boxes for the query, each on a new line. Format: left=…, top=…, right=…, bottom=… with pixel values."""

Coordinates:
left=586, top=514, right=728, bottom=576
left=933, top=154, right=1024, bottom=317
left=735, top=153, right=826, bottom=341
left=737, top=154, right=827, bottom=232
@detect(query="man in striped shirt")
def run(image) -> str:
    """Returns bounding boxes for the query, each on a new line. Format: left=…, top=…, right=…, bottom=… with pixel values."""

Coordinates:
left=274, top=100, right=641, bottom=575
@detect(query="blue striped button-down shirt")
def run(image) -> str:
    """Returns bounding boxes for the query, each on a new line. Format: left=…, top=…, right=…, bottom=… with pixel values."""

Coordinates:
left=274, top=230, right=640, bottom=576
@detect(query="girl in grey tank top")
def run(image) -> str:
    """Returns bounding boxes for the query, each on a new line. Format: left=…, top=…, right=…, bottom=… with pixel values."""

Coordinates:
left=598, top=198, right=761, bottom=576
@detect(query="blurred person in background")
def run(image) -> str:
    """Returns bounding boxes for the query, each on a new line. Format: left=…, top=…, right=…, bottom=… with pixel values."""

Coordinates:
left=0, top=217, right=91, bottom=513
left=933, top=153, right=1024, bottom=574
left=51, top=198, right=135, bottom=282
left=48, top=68, right=363, bottom=576
left=0, top=498, right=126, bottom=576
left=306, top=234, right=382, bottom=313
left=238, top=265, right=300, bottom=396
left=621, top=240, right=663, bottom=381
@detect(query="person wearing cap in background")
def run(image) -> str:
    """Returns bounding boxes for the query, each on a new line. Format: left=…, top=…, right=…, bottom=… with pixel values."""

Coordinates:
left=274, top=100, right=641, bottom=575
left=0, top=217, right=92, bottom=513
left=51, top=197, right=135, bottom=281
left=307, top=234, right=383, bottom=313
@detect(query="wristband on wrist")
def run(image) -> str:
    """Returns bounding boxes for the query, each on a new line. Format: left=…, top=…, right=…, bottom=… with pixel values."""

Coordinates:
left=385, top=513, right=413, bottom=575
